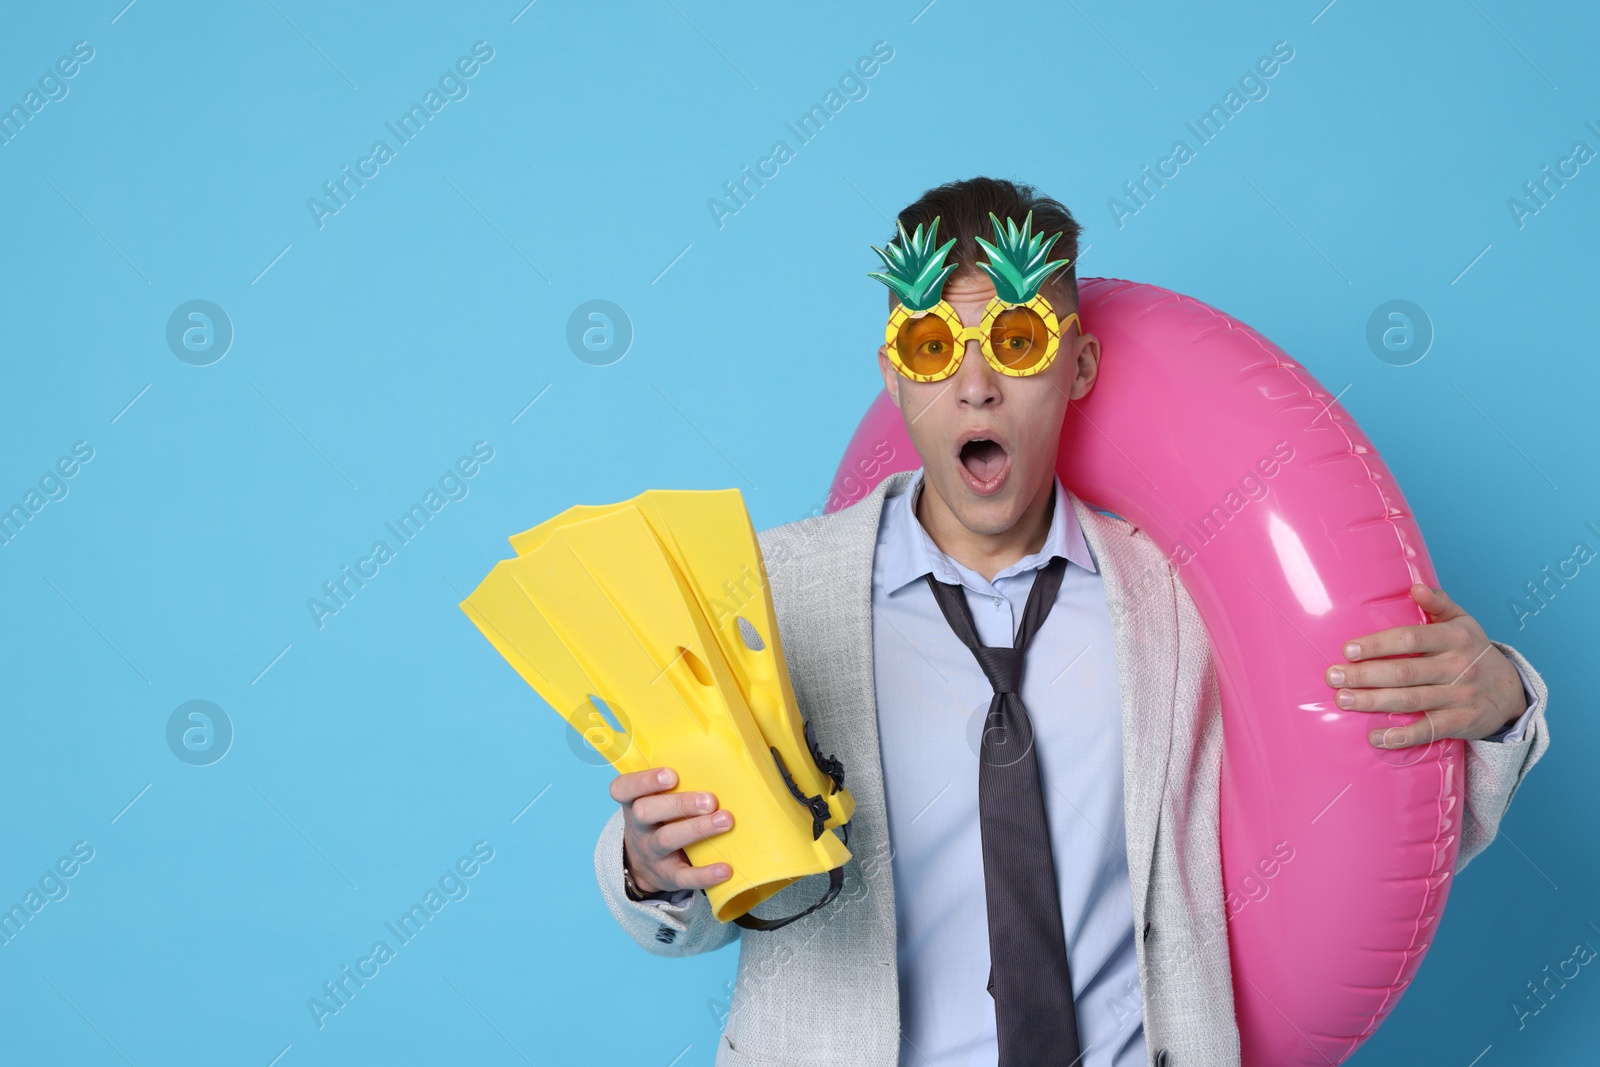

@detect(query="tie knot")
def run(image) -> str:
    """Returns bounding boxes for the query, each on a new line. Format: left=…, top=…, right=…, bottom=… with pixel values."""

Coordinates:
left=974, top=645, right=1024, bottom=694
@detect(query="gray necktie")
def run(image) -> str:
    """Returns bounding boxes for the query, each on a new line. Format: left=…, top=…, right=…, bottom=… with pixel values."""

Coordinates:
left=924, top=555, right=1082, bottom=1066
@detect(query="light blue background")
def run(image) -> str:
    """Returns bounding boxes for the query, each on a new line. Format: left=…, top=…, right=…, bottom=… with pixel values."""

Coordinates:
left=1, top=1, right=1594, bottom=1063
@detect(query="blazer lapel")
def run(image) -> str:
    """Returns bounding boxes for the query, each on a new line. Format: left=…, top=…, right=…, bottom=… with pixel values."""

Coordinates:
left=1069, top=492, right=1178, bottom=929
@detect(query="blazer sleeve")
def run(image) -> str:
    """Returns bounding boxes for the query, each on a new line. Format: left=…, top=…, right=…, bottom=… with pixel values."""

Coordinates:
left=1453, top=641, right=1552, bottom=874
left=594, top=806, right=742, bottom=957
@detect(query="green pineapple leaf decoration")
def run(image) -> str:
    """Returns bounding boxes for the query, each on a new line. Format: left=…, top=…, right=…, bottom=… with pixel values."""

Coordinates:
left=975, top=210, right=1073, bottom=305
left=868, top=217, right=958, bottom=313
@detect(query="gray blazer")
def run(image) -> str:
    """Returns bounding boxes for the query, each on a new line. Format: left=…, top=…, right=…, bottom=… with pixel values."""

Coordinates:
left=594, top=469, right=1551, bottom=1066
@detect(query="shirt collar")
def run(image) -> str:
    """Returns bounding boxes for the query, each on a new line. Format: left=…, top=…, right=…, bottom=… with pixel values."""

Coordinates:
left=878, top=466, right=1097, bottom=597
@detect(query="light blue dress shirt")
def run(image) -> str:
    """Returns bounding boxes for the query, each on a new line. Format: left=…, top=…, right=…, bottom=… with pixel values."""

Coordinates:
left=872, top=468, right=1145, bottom=1067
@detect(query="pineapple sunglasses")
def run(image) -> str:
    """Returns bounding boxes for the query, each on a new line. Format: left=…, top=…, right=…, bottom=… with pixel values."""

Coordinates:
left=885, top=297, right=1080, bottom=383
left=871, top=211, right=1079, bottom=384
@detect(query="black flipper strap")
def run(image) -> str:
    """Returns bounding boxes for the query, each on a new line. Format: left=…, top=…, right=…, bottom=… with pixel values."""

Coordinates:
left=804, top=719, right=846, bottom=795
left=731, top=744, right=850, bottom=931
left=769, top=745, right=831, bottom=838
left=732, top=861, right=846, bottom=931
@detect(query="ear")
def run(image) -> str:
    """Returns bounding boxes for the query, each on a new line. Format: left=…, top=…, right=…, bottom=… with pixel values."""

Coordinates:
left=878, top=345, right=903, bottom=409
left=1066, top=330, right=1100, bottom=401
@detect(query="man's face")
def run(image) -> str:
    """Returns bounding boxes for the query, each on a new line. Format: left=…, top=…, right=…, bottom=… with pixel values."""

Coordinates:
left=877, top=269, right=1100, bottom=537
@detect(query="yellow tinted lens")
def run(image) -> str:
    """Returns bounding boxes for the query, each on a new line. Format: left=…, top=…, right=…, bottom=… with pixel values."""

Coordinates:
left=989, top=307, right=1051, bottom=371
left=896, top=313, right=958, bottom=377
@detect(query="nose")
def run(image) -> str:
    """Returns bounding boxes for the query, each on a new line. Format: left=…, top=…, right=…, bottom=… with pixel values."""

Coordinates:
left=953, top=336, right=1001, bottom=407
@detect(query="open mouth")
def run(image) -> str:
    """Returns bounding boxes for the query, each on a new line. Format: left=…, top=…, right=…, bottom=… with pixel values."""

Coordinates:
left=957, top=434, right=1011, bottom=496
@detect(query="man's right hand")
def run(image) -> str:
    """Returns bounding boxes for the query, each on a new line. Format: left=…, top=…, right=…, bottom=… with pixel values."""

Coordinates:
left=611, top=766, right=736, bottom=895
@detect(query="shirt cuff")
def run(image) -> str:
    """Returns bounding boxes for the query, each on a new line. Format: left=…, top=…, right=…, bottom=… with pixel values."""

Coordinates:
left=1480, top=655, right=1539, bottom=744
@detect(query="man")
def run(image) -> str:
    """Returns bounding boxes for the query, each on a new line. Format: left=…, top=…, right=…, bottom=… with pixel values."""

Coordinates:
left=593, top=178, right=1550, bottom=1066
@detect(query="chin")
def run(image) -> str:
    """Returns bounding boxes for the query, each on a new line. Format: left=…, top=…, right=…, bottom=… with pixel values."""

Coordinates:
left=955, top=497, right=1027, bottom=536
left=930, top=466, right=1026, bottom=532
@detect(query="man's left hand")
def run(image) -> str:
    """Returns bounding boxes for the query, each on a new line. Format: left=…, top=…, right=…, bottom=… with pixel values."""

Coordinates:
left=1326, top=583, right=1528, bottom=749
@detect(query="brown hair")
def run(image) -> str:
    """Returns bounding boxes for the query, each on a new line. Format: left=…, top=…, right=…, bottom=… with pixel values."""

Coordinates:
left=885, top=176, right=1084, bottom=311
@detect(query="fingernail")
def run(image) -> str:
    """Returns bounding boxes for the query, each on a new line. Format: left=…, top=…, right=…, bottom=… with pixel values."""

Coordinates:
left=1383, top=728, right=1406, bottom=747
left=696, top=793, right=713, bottom=812
left=1327, top=667, right=1345, bottom=685
left=1337, top=690, right=1353, bottom=707
left=1345, top=643, right=1361, bottom=659
left=712, top=811, right=731, bottom=828
left=658, top=768, right=675, bottom=787
left=1369, top=730, right=1384, bottom=747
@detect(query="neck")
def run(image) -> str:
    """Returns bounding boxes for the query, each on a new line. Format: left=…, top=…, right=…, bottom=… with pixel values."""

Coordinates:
left=914, top=474, right=1055, bottom=583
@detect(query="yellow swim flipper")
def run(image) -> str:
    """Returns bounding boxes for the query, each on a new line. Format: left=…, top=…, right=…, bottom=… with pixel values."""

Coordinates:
left=462, top=493, right=853, bottom=928
left=506, top=489, right=854, bottom=833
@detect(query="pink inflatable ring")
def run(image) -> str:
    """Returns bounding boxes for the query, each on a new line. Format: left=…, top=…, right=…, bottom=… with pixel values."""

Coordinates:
left=828, top=276, right=1460, bottom=1065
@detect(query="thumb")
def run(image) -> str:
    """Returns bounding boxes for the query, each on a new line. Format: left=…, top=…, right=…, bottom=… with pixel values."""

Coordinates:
left=1411, top=582, right=1464, bottom=621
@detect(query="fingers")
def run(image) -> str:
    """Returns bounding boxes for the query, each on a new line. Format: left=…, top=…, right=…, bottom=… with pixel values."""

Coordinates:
left=1328, top=589, right=1506, bottom=749
left=1330, top=639, right=1499, bottom=693
left=1368, top=711, right=1438, bottom=750
left=1337, top=622, right=1454, bottom=664
left=650, top=851, right=735, bottom=892
left=1330, top=647, right=1527, bottom=747
left=1343, top=587, right=1483, bottom=663
left=1365, top=709, right=1476, bottom=749
left=1329, top=654, right=1453, bottom=691
left=610, top=766, right=677, bottom=805
left=653, top=808, right=735, bottom=857
left=629, top=811, right=735, bottom=893
left=1332, top=682, right=1458, bottom=714
left=611, top=765, right=736, bottom=894
left=632, top=789, right=720, bottom=828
